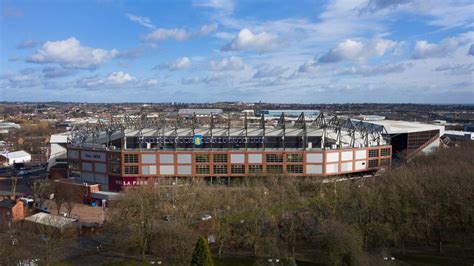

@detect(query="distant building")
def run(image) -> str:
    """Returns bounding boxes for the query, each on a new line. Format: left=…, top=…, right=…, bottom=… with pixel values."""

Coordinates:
left=241, top=110, right=255, bottom=116
left=464, top=123, right=474, bottom=132
left=0, top=150, right=32, bottom=165
left=444, top=130, right=474, bottom=141
left=257, top=110, right=320, bottom=119
left=356, top=115, right=386, bottom=121
left=0, top=121, right=21, bottom=134
left=178, top=109, right=224, bottom=117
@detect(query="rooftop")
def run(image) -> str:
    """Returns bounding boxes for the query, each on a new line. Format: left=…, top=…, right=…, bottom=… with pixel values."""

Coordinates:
left=24, top=212, right=77, bottom=230
left=0, top=150, right=31, bottom=159
left=50, top=132, right=71, bottom=143
left=365, top=120, right=445, bottom=134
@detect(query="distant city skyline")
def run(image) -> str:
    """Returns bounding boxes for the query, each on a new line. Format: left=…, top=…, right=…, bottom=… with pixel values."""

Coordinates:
left=1, top=0, right=473, bottom=103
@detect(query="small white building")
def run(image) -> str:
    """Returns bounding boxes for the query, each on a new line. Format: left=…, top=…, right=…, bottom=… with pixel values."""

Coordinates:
left=0, top=150, right=32, bottom=165
left=24, top=212, right=77, bottom=232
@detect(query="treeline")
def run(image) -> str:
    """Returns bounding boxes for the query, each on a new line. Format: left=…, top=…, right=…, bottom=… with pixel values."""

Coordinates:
left=105, top=142, right=474, bottom=265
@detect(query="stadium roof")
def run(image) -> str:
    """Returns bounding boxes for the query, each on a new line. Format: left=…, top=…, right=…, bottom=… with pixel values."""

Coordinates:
left=367, top=120, right=445, bottom=134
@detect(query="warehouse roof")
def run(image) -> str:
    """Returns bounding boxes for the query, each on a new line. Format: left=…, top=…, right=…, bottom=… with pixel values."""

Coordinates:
left=0, top=150, right=31, bottom=159
left=24, top=212, right=77, bottom=230
left=50, top=132, right=71, bottom=144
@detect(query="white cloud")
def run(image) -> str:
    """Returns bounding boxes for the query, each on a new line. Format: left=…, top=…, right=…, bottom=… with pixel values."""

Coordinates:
left=360, top=0, right=412, bottom=13
left=76, top=71, right=136, bottom=88
left=125, top=13, right=155, bottom=29
left=4, top=69, right=37, bottom=82
left=435, top=64, right=474, bottom=75
left=193, top=0, right=234, bottom=13
left=253, top=65, right=288, bottom=78
left=181, top=75, right=225, bottom=85
left=360, top=0, right=474, bottom=28
left=156, top=57, right=191, bottom=71
left=2, top=69, right=42, bottom=88
left=338, top=63, right=411, bottom=76
left=42, top=66, right=76, bottom=78
left=412, top=39, right=458, bottom=59
left=145, top=28, right=192, bottom=42
left=209, top=56, right=245, bottom=71
left=146, top=79, right=159, bottom=86
left=181, top=77, right=201, bottom=85
left=144, top=24, right=217, bottom=42
left=319, top=38, right=399, bottom=63
left=107, top=71, right=136, bottom=84
left=198, top=23, right=218, bottom=36
left=221, top=28, right=279, bottom=52
left=297, top=60, right=318, bottom=73
left=28, top=37, right=118, bottom=69
left=117, top=46, right=146, bottom=60
left=17, top=39, right=39, bottom=49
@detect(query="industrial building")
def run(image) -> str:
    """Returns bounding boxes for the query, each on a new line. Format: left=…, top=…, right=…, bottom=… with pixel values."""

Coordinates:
left=65, top=112, right=443, bottom=191
left=178, top=109, right=223, bottom=117
left=0, top=150, right=32, bottom=166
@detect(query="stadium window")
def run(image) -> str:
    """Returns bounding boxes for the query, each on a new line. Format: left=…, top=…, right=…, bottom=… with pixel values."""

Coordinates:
left=213, top=164, right=227, bottom=174
left=380, top=148, right=391, bottom=157
left=108, top=164, right=121, bottom=174
left=124, top=165, right=139, bottom=174
left=124, top=154, right=139, bottom=164
left=231, top=164, right=245, bottom=174
left=266, top=165, right=283, bottom=174
left=368, top=150, right=379, bottom=158
left=213, top=154, right=228, bottom=163
left=195, top=154, right=210, bottom=163
left=248, top=165, right=263, bottom=174
left=108, top=153, right=121, bottom=163
left=368, top=159, right=378, bottom=168
left=196, top=165, right=210, bottom=174
left=286, top=154, right=303, bottom=163
left=286, top=165, right=303, bottom=174
left=68, top=161, right=80, bottom=171
left=266, top=154, right=283, bottom=163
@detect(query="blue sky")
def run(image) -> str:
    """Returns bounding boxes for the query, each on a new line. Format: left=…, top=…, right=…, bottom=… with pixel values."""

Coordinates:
left=1, top=0, right=473, bottom=103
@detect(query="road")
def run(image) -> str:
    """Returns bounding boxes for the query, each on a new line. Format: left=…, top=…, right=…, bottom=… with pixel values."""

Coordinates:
left=0, top=168, right=48, bottom=196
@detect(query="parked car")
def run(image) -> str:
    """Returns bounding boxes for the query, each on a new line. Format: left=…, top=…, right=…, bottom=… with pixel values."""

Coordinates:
left=201, top=214, right=212, bottom=221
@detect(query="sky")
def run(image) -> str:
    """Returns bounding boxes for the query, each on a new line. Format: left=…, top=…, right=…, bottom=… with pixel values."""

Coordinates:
left=0, top=0, right=473, bottom=103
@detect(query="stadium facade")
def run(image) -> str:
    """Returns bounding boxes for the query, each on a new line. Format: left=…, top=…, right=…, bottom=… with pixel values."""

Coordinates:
left=66, top=112, right=441, bottom=191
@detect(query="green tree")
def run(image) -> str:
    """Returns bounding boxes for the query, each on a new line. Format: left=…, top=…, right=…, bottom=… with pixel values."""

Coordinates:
left=191, top=236, right=214, bottom=266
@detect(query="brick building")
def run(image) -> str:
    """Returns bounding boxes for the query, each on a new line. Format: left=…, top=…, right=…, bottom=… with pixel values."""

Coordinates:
left=0, top=199, right=25, bottom=224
